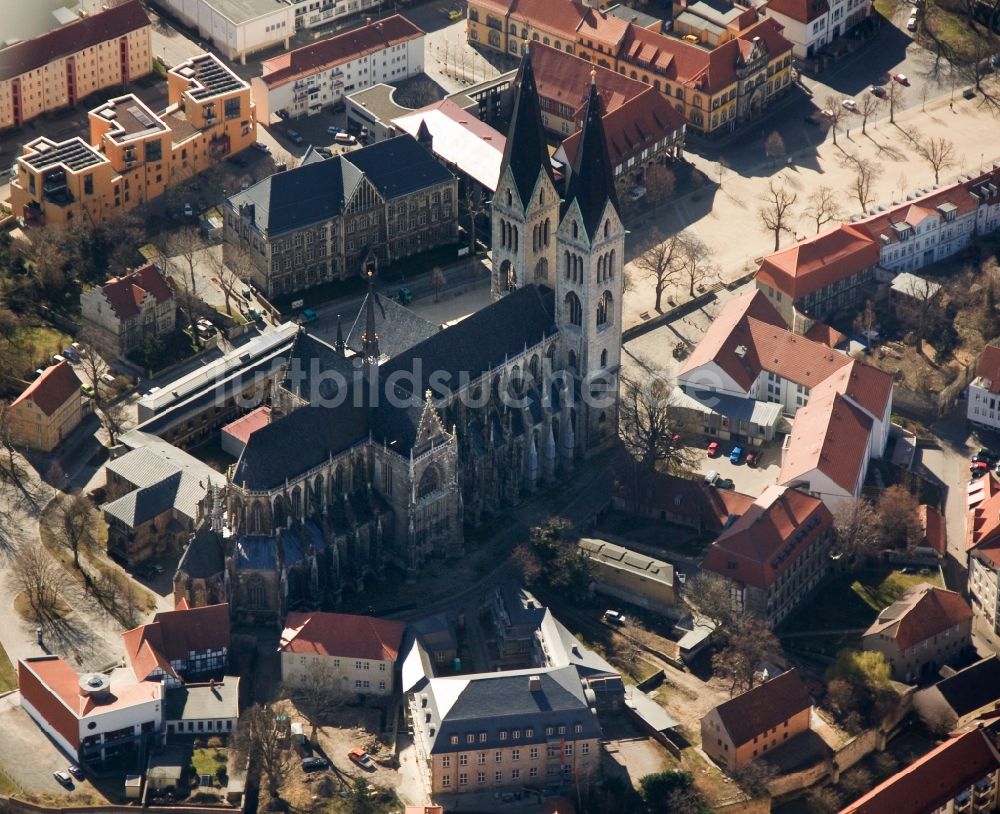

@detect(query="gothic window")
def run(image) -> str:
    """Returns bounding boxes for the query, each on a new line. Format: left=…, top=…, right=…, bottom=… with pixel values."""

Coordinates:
left=565, top=292, right=582, bottom=326
left=568, top=350, right=577, bottom=370
left=564, top=250, right=571, bottom=280
left=609, top=249, right=615, bottom=278
left=512, top=226, right=518, bottom=252
left=530, top=354, right=540, bottom=381
left=539, top=188, right=545, bottom=205
left=312, top=475, right=324, bottom=514
left=532, top=224, right=539, bottom=251
left=535, top=257, right=548, bottom=280
left=572, top=221, right=578, bottom=239
left=604, top=220, right=610, bottom=239
left=505, top=261, right=517, bottom=291
left=246, top=575, right=266, bottom=608
left=597, top=255, right=604, bottom=282
left=543, top=218, right=550, bottom=246
left=418, top=465, right=441, bottom=499
left=597, top=290, right=613, bottom=327
left=273, top=496, right=286, bottom=528
left=250, top=501, right=263, bottom=533
left=601, top=349, right=608, bottom=368
left=335, top=465, right=344, bottom=495
left=506, top=189, right=512, bottom=206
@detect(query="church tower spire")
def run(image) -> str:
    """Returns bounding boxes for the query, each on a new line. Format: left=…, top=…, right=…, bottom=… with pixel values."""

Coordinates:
left=563, top=69, right=620, bottom=240
left=360, top=271, right=380, bottom=374
left=490, top=42, right=559, bottom=301
left=554, top=68, right=625, bottom=457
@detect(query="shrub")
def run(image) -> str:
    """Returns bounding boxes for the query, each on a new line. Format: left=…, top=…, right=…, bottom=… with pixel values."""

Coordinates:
left=207, top=736, right=224, bottom=748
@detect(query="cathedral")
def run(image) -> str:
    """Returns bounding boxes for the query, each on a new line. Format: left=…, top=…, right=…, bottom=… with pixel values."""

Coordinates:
left=178, top=48, right=626, bottom=623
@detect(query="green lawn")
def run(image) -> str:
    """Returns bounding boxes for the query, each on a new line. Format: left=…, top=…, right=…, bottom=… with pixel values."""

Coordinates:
left=780, top=568, right=942, bottom=636
left=191, top=748, right=227, bottom=778
left=0, top=641, right=16, bottom=694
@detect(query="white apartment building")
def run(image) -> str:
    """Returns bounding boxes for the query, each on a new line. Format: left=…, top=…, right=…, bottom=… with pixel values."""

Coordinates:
left=970, top=346, right=1000, bottom=431
left=251, top=15, right=424, bottom=122
left=151, top=0, right=294, bottom=62
left=292, top=0, right=382, bottom=30
left=760, top=0, right=871, bottom=58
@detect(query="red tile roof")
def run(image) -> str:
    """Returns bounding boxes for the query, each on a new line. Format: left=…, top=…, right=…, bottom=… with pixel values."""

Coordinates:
left=99, top=262, right=174, bottom=321
left=918, top=504, right=947, bottom=555
left=701, top=486, right=832, bottom=590
left=560, top=86, right=685, bottom=169
left=11, top=360, right=81, bottom=417
left=864, top=584, right=972, bottom=651
left=259, top=15, right=424, bottom=89
left=765, top=0, right=830, bottom=25
left=804, top=320, right=847, bottom=349
left=280, top=612, right=405, bottom=662
left=677, top=289, right=786, bottom=391
left=123, top=603, right=230, bottom=681
left=839, top=723, right=1000, bottom=814
left=0, top=0, right=150, bottom=82
left=967, top=473, right=1000, bottom=552
left=755, top=224, right=880, bottom=301
left=975, top=345, right=1000, bottom=395
left=222, top=405, right=271, bottom=446
left=711, top=669, right=812, bottom=747
left=18, top=657, right=80, bottom=749
left=809, top=359, right=893, bottom=422
left=779, top=390, right=873, bottom=494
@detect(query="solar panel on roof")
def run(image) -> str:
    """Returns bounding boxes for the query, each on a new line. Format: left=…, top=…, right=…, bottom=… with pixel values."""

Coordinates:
left=129, top=105, right=154, bottom=128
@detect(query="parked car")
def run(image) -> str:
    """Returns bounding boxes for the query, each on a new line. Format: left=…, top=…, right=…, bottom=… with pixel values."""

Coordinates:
left=71, top=341, right=86, bottom=357
left=893, top=73, right=909, bottom=84
left=841, top=98, right=858, bottom=111
left=334, top=133, right=358, bottom=145
left=326, top=126, right=342, bottom=135
left=869, top=84, right=886, bottom=97
left=67, top=765, right=84, bottom=781
left=396, top=287, right=413, bottom=304
left=183, top=202, right=194, bottom=217
left=302, top=757, right=329, bottom=772
left=448, top=8, right=463, bottom=19
left=707, top=440, right=720, bottom=457
left=287, top=129, right=304, bottom=145
left=99, top=372, right=116, bottom=386
left=745, top=451, right=758, bottom=468
left=52, top=354, right=66, bottom=366
left=252, top=142, right=270, bottom=153
left=81, top=384, right=95, bottom=398
left=53, top=771, right=72, bottom=788
left=971, top=461, right=989, bottom=474
left=715, top=477, right=734, bottom=489
left=301, top=308, right=319, bottom=323
left=730, top=445, right=744, bottom=464
left=627, top=185, right=647, bottom=201
left=603, top=610, right=626, bottom=626
left=62, top=347, right=79, bottom=362
left=963, top=87, right=976, bottom=99
left=906, top=15, right=917, bottom=30
left=704, top=469, right=720, bottom=484
left=347, top=748, right=375, bottom=770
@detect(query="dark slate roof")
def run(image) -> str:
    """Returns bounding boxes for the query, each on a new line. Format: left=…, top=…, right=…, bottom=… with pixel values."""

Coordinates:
left=177, top=529, right=225, bottom=580
left=501, top=48, right=554, bottom=208
left=443, top=666, right=589, bottom=722
left=103, top=472, right=186, bottom=526
left=563, top=80, right=620, bottom=240
left=235, top=536, right=277, bottom=570
left=283, top=331, right=357, bottom=403
left=233, top=404, right=369, bottom=491
left=229, top=156, right=362, bottom=236
left=935, top=657, right=1000, bottom=717
left=347, top=292, right=439, bottom=361
left=343, top=134, right=454, bottom=200
left=379, top=284, right=556, bottom=402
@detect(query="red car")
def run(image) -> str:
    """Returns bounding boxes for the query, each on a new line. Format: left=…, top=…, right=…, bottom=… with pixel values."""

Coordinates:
left=745, top=451, right=758, bottom=468
left=892, top=73, right=909, bottom=85
left=707, top=441, right=720, bottom=457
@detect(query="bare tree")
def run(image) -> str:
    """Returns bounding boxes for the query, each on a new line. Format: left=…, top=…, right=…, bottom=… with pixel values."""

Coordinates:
left=644, top=162, right=676, bottom=207
left=823, top=96, right=847, bottom=145
left=858, top=93, right=883, bottom=135
left=758, top=179, right=798, bottom=251
left=842, top=155, right=882, bottom=213
left=803, top=186, right=844, bottom=234
left=76, top=334, right=129, bottom=445
left=12, top=542, right=62, bottom=622
left=832, top=497, right=882, bottom=565
left=231, top=704, right=292, bottom=800
left=54, top=494, right=96, bottom=569
left=162, top=228, right=205, bottom=302
left=618, top=360, right=696, bottom=475
left=917, top=136, right=956, bottom=185
left=204, top=248, right=241, bottom=318
left=876, top=485, right=923, bottom=549
left=711, top=615, right=782, bottom=696
left=886, top=82, right=906, bottom=124
left=764, top=131, right=786, bottom=163
left=684, top=571, right=736, bottom=629
left=283, top=662, right=352, bottom=741
left=675, top=231, right=716, bottom=297
left=633, top=229, right=683, bottom=312
left=717, top=157, right=729, bottom=188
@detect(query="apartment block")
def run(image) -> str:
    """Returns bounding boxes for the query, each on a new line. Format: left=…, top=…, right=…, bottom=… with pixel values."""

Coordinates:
left=466, top=0, right=793, bottom=135
left=251, top=15, right=424, bottom=123
left=0, top=1, right=152, bottom=131
left=9, top=53, right=255, bottom=228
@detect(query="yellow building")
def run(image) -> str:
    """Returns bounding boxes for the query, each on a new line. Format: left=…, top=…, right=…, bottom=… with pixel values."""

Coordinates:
left=467, top=0, right=793, bottom=135
left=9, top=53, right=256, bottom=228
left=0, top=1, right=152, bottom=131
left=7, top=361, right=84, bottom=453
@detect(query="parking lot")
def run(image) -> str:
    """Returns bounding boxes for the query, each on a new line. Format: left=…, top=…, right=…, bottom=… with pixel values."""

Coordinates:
left=694, top=439, right=782, bottom=499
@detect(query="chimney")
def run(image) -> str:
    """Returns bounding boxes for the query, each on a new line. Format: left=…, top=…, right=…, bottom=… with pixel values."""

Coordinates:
left=529, top=675, right=542, bottom=692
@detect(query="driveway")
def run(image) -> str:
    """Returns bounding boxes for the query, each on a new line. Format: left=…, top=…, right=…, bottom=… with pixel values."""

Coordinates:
left=0, top=698, right=88, bottom=794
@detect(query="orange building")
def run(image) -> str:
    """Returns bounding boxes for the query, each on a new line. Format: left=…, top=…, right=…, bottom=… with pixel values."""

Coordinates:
left=0, top=1, right=152, bottom=131
left=6, top=361, right=84, bottom=452
left=9, top=53, right=255, bottom=228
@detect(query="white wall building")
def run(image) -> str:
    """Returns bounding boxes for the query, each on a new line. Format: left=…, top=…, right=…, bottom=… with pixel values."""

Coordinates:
left=969, top=346, right=1000, bottom=431
left=251, top=15, right=424, bottom=123
left=760, top=0, right=871, bottom=58
left=291, top=0, right=381, bottom=30
left=151, top=0, right=293, bottom=63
